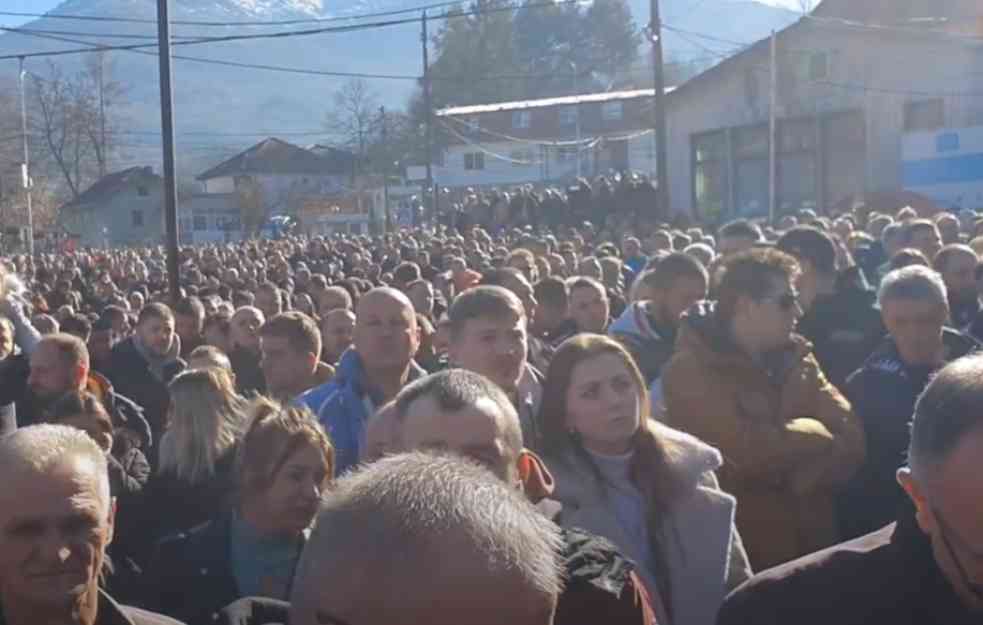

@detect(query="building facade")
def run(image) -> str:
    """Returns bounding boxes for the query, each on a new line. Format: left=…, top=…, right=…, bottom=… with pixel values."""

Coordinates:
left=413, top=90, right=663, bottom=189
left=666, top=0, right=983, bottom=220
left=60, top=166, right=164, bottom=247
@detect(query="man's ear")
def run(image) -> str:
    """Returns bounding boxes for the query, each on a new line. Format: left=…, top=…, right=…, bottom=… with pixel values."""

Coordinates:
left=898, top=467, right=937, bottom=535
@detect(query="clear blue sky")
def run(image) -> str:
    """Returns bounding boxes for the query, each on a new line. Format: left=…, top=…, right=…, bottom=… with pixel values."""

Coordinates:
left=4, top=1, right=65, bottom=27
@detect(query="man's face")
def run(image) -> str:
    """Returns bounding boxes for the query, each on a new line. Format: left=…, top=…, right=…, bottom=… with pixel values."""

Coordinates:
left=569, top=285, right=610, bottom=334
left=0, top=458, right=113, bottom=615
left=354, top=294, right=419, bottom=373
left=657, top=276, right=708, bottom=329
left=87, top=331, right=114, bottom=364
left=261, top=335, right=314, bottom=399
left=174, top=312, right=203, bottom=345
left=136, top=316, right=175, bottom=359
left=231, top=309, right=264, bottom=353
left=449, top=314, right=527, bottom=394
left=501, top=275, right=537, bottom=323
left=29, top=344, right=77, bottom=401
left=938, top=217, right=960, bottom=245
left=902, top=426, right=983, bottom=611
left=623, top=238, right=641, bottom=258
left=318, top=291, right=350, bottom=315
left=508, top=256, right=537, bottom=284
left=740, top=278, right=804, bottom=352
left=913, top=227, right=943, bottom=261
left=321, top=311, right=356, bottom=364
left=402, top=396, right=515, bottom=482
left=882, top=298, right=947, bottom=366
left=942, top=251, right=979, bottom=303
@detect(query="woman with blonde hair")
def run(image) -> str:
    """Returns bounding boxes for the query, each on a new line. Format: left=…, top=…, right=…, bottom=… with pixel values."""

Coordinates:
left=538, top=334, right=751, bottom=625
left=145, top=398, right=333, bottom=625
left=138, top=367, right=248, bottom=563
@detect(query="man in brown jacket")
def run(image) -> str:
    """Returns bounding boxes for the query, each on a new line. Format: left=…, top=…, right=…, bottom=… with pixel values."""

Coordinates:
left=662, top=248, right=865, bottom=570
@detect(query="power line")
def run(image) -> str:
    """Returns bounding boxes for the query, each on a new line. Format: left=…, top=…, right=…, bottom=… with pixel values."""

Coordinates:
left=0, top=0, right=466, bottom=28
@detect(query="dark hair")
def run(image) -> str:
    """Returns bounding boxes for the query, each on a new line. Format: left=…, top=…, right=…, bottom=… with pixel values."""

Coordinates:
left=716, top=248, right=801, bottom=322
left=61, top=315, right=93, bottom=342
left=534, top=277, right=569, bottom=311
left=900, top=220, right=938, bottom=245
left=394, top=262, right=422, bottom=285
left=719, top=219, right=761, bottom=242
left=889, top=248, right=930, bottom=271
left=45, top=390, right=109, bottom=424
left=174, top=296, right=205, bottom=319
left=259, top=312, right=322, bottom=360
left=776, top=226, right=837, bottom=275
left=480, top=267, right=525, bottom=288
left=394, top=369, right=521, bottom=456
left=203, top=311, right=232, bottom=334
left=639, top=252, right=708, bottom=291
left=933, top=244, right=977, bottom=273
left=909, top=354, right=983, bottom=476
left=447, top=286, right=524, bottom=339
left=138, top=302, right=173, bottom=326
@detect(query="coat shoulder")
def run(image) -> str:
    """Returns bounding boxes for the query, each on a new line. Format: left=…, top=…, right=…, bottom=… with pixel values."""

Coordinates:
left=652, top=420, right=723, bottom=484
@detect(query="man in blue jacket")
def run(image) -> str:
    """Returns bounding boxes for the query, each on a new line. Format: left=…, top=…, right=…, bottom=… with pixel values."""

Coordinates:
left=300, top=288, right=424, bottom=474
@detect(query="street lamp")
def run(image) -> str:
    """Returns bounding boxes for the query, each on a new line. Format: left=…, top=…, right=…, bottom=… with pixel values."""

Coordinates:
left=18, top=58, right=35, bottom=263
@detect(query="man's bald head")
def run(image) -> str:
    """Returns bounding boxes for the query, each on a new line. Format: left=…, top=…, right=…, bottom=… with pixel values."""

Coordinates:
left=354, top=288, right=420, bottom=374
left=290, top=452, right=563, bottom=625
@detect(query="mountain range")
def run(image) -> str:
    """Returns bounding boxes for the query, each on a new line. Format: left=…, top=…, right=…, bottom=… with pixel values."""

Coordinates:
left=0, top=0, right=800, bottom=176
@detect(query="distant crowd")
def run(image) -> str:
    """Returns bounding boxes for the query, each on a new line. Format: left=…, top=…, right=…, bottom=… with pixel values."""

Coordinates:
left=1, top=202, right=983, bottom=625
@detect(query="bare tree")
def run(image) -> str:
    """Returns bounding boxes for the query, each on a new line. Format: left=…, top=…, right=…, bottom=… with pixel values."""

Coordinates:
left=31, top=62, right=94, bottom=201
left=81, top=52, right=125, bottom=179
left=324, top=78, right=380, bottom=165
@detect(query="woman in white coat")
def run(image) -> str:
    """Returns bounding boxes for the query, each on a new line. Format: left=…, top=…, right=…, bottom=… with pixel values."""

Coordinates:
left=539, top=334, right=752, bottom=625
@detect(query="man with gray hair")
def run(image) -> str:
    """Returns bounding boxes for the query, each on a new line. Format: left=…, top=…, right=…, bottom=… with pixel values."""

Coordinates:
left=719, top=355, right=983, bottom=625
left=840, top=265, right=979, bottom=539
left=289, top=452, right=564, bottom=625
left=0, top=424, right=182, bottom=625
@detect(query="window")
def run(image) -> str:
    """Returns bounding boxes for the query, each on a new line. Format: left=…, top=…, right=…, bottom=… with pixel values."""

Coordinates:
left=193, top=216, right=208, bottom=231
left=808, top=52, right=829, bottom=80
left=557, top=146, right=577, bottom=162
left=137, top=185, right=149, bottom=197
left=905, top=99, right=945, bottom=132
left=559, top=106, right=578, bottom=127
left=510, top=150, right=533, bottom=167
left=512, top=111, right=531, bottom=129
left=464, top=152, right=485, bottom=170
left=601, top=101, right=623, bottom=121
left=131, top=210, right=144, bottom=227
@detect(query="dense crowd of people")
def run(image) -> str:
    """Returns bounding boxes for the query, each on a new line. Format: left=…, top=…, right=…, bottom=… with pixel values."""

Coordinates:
left=1, top=203, right=983, bottom=625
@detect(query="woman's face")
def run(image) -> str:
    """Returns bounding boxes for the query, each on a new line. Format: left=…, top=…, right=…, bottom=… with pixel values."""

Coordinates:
left=564, top=352, right=641, bottom=456
left=60, top=412, right=114, bottom=453
left=258, top=443, right=329, bottom=536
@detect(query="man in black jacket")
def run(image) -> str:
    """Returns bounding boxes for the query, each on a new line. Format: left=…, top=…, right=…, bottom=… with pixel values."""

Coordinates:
left=777, top=226, right=885, bottom=390
left=108, top=303, right=186, bottom=451
left=840, top=265, right=978, bottom=540
left=0, top=424, right=184, bottom=625
left=718, top=356, right=983, bottom=625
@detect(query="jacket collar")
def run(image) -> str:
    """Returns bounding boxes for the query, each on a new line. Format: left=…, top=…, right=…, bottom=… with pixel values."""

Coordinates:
left=335, top=349, right=426, bottom=402
left=0, top=590, right=137, bottom=625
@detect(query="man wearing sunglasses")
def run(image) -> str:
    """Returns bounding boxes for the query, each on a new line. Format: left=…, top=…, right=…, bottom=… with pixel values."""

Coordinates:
left=840, top=266, right=979, bottom=541
left=719, top=355, right=983, bottom=625
left=662, top=248, right=865, bottom=570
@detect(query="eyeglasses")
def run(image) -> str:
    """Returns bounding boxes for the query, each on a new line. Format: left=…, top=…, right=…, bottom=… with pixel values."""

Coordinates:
left=933, top=507, right=983, bottom=601
left=759, top=291, right=800, bottom=312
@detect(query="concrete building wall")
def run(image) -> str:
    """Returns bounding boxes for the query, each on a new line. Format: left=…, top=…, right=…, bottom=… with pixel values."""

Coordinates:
left=64, top=184, right=163, bottom=247
left=665, top=19, right=983, bottom=219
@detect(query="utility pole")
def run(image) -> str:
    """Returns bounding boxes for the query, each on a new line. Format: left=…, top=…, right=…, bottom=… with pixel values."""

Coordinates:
left=570, top=61, right=582, bottom=179
left=650, top=0, right=671, bottom=216
left=380, top=105, right=392, bottom=233
left=18, top=57, right=34, bottom=264
left=768, top=29, right=778, bottom=224
left=156, top=0, right=181, bottom=303
left=98, top=52, right=107, bottom=179
left=421, top=11, right=435, bottom=225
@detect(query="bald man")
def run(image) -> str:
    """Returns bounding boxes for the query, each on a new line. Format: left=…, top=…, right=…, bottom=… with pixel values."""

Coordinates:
left=300, top=288, right=423, bottom=474
left=289, top=453, right=563, bottom=625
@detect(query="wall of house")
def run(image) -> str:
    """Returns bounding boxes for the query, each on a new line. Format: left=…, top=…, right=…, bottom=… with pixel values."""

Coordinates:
left=203, top=173, right=350, bottom=213
left=665, top=19, right=983, bottom=219
left=64, top=182, right=163, bottom=247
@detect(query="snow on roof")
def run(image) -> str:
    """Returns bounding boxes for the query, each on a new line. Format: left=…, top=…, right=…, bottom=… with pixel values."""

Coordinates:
left=436, top=87, right=676, bottom=117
